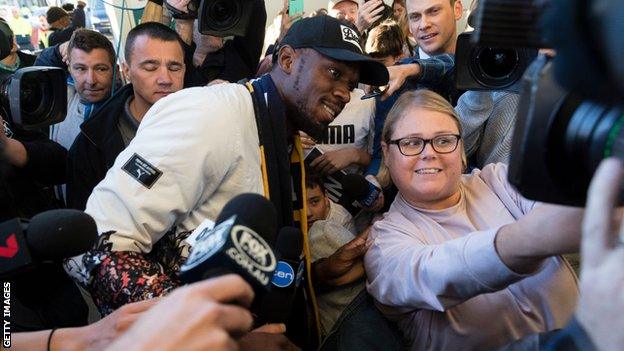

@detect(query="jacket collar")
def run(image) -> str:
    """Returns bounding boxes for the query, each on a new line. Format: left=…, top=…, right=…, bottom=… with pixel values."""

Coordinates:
left=80, top=83, right=134, bottom=151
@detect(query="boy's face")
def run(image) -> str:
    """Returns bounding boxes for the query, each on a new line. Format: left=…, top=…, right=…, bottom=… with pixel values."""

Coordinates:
left=306, top=184, right=331, bottom=227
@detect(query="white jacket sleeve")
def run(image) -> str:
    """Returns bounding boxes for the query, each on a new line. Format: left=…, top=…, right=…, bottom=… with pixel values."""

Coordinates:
left=85, top=84, right=256, bottom=253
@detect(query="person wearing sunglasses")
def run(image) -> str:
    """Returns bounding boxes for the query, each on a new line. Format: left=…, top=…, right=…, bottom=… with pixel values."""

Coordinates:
left=364, top=89, right=582, bottom=350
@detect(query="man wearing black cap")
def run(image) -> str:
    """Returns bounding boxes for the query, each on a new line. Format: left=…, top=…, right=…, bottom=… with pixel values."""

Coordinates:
left=66, top=15, right=388, bottom=348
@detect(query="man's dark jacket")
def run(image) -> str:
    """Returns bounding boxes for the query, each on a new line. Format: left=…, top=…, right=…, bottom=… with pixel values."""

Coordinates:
left=48, top=25, right=77, bottom=46
left=66, top=84, right=134, bottom=210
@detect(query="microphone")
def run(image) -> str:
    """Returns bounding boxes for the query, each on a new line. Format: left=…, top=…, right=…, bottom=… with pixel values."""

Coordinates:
left=215, top=192, right=278, bottom=246
left=179, top=193, right=279, bottom=297
left=0, top=209, right=98, bottom=278
left=341, top=173, right=382, bottom=207
left=258, top=226, right=304, bottom=324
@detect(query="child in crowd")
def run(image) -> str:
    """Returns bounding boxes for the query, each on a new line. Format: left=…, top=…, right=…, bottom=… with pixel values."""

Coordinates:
left=306, top=172, right=366, bottom=335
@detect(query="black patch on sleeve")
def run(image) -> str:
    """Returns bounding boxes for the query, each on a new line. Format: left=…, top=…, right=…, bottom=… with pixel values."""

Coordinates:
left=121, top=153, right=163, bottom=189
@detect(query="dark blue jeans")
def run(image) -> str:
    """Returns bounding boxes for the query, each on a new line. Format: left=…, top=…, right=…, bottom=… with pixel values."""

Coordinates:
left=320, top=289, right=406, bottom=351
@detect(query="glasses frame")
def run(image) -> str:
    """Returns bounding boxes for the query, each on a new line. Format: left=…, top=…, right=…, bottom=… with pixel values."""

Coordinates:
left=388, top=134, right=462, bottom=156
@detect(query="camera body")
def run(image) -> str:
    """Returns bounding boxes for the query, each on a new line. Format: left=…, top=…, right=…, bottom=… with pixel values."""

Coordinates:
left=455, top=32, right=537, bottom=93
left=0, top=18, right=67, bottom=130
left=166, top=0, right=254, bottom=37
left=0, top=67, right=67, bottom=130
left=472, top=0, right=624, bottom=206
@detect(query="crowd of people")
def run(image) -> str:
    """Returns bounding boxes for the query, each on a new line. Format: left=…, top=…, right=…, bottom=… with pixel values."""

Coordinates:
left=2, top=1, right=91, bottom=52
left=1, top=0, right=623, bottom=350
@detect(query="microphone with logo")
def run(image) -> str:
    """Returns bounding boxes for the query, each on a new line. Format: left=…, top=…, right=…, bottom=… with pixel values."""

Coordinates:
left=341, top=173, right=382, bottom=208
left=179, top=193, right=279, bottom=299
left=0, top=209, right=98, bottom=278
left=257, top=226, right=304, bottom=324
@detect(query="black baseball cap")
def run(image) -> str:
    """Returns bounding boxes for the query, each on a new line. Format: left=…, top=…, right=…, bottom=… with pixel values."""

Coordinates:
left=280, top=15, right=389, bottom=87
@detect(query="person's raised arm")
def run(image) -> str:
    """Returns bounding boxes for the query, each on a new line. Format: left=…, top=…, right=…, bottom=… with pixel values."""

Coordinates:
left=494, top=204, right=583, bottom=274
left=168, top=0, right=194, bottom=45
left=381, top=54, right=455, bottom=100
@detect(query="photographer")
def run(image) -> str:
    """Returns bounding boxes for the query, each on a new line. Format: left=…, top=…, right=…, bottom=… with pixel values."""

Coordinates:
left=0, top=116, right=66, bottom=221
left=167, top=0, right=266, bottom=86
left=453, top=0, right=524, bottom=168
left=0, top=22, right=36, bottom=74
left=0, top=118, right=90, bottom=331
left=0, top=16, right=65, bottom=218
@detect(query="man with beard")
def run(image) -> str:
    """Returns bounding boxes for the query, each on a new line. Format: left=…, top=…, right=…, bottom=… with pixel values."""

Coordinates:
left=67, top=15, right=387, bottom=348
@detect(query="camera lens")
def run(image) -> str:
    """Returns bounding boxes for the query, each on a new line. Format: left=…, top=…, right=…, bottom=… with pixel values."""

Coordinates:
left=20, top=71, right=54, bottom=125
left=469, top=47, right=522, bottom=88
left=207, top=0, right=241, bottom=31
left=477, top=48, right=518, bottom=79
left=563, top=100, right=624, bottom=172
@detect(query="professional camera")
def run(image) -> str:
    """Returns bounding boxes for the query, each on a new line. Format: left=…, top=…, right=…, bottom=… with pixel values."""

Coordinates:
left=455, top=32, right=537, bottom=92
left=165, top=0, right=254, bottom=37
left=0, top=19, right=67, bottom=131
left=472, top=0, right=624, bottom=206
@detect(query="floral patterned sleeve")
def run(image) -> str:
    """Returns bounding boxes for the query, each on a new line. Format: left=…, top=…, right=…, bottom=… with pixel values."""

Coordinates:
left=88, top=251, right=181, bottom=316
left=78, top=229, right=191, bottom=316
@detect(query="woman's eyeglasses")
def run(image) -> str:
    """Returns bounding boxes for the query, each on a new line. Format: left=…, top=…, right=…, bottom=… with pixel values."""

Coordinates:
left=388, top=134, right=461, bottom=156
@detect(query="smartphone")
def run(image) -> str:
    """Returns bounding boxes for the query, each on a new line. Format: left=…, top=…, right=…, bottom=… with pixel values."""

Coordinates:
left=289, top=0, right=304, bottom=16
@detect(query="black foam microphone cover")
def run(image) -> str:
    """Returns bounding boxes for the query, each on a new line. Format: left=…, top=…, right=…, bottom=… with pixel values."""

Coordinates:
left=275, top=226, right=303, bottom=260
left=216, top=193, right=278, bottom=245
left=181, top=193, right=279, bottom=294
left=341, top=173, right=371, bottom=200
left=257, top=226, right=304, bottom=325
left=27, top=209, right=97, bottom=260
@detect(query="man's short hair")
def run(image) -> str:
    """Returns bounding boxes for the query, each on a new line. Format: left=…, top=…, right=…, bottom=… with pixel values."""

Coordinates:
left=124, top=22, right=185, bottom=64
left=46, top=6, right=69, bottom=25
left=365, top=19, right=404, bottom=59
left=67, top=29, right=116, bottom=67
left=305, top=171, right=326, bottom=192
left=61, top=3, right=75, bottom=12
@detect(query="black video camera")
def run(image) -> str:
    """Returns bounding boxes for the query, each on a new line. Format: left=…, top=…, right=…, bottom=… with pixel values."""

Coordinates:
left=166, top=0, right=254, bottom=37
left=0, top=19, right=66, bottom=131
left=454, top=32, right=537, bottom=92
left=472, top=0, right=624, bottom=206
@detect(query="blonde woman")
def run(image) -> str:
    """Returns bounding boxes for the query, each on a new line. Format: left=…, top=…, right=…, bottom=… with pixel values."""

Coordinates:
left=365, top=89, right=581, bottom=350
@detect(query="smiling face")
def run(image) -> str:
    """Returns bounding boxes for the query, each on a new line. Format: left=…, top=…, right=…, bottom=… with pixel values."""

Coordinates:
left=122, top=35, right=185, bottom=107
left=280, top=48, right=358, bottom=140
left=382, top=106, right=463, bottom=210
left=69, top=48, right=114, bottom=104
left=406, top=0, right=462, bottom=55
